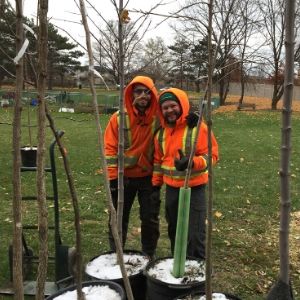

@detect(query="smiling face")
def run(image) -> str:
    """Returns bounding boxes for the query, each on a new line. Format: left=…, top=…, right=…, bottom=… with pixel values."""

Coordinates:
left=160, top=100, right=182, bottom=125
left=132, top=84, right=152, bottom=113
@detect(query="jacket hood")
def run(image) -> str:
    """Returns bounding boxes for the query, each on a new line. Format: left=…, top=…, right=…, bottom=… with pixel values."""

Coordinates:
left=124, top=76, right=158, bottom=123
left=158, top=88, right=190, bottom=127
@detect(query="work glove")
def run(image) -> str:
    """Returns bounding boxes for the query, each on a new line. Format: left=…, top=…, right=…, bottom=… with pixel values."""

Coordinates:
left=174, top=149, right=192, bottom=171
left=109, top=179, right=118, bottom=192
left=149, top=186, right=161, bottom=202
left=185, top=111, right=199, bottom=128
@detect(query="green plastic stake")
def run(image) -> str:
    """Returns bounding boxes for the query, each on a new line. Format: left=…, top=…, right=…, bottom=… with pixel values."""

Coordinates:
left=172, top=187, right=191, bottom=277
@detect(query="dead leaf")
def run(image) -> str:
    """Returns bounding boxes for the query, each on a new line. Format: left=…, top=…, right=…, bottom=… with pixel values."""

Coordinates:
left=214, top=211, right=223, bottom=218
left=131, top=227, right=141, bottom=236
left=95, top=168, right=103, bottom=175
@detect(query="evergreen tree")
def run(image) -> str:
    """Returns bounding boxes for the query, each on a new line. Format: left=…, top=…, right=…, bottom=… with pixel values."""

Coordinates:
left=168, top=37, right=193, bottom=89
left=0, top=4, right=84, bottom=88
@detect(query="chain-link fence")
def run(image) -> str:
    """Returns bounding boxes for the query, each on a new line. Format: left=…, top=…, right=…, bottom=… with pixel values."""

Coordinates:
left=0, top=90, right=120, bottom=113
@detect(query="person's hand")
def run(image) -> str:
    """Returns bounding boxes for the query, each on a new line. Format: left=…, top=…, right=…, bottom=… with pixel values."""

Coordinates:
left=109, top=179, right=118, bottom=191
left=109, top=178, right=129, bottom=191
left=150, top=186, right=161, bottom=202
left=174, top=149, right=192, bottom=171
left=185, top=111, right=199, bottom=128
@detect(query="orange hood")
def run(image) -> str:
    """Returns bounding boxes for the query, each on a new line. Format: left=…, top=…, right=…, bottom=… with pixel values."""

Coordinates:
left=124, top=76, right=158, bottom=124
left=158, top=88, right=190, bottom=128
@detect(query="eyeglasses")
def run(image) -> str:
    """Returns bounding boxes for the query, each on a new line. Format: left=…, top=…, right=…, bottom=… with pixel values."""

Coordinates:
left=133, top=88, right=151, bottom=95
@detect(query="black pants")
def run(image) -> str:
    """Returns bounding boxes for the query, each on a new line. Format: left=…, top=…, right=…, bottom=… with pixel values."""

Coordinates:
left=165, top=184, right=206, bottom=259
left=108, top=176, right=160, bottom=256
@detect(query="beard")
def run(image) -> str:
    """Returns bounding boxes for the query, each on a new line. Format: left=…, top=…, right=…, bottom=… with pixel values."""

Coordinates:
left=165, top=111, right=182, bottom=125
left=134, top=98, right=151, bottom=111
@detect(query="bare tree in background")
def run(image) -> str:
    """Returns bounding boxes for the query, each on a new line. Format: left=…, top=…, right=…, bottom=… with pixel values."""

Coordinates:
left=174, top=0, right=256, bottom=105
left=137, top=37, right=171, bottom=83
left=237, top=0, right=260, bottom=106
left=93, top=21, right=146, bottom=84
left=12, top=0, right=24, bottom=298
left=256, top=0, right=286, bottom=110
left=87, top=0, right=154, bottom=84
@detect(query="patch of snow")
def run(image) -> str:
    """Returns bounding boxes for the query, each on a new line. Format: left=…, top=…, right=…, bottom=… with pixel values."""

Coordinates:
left=53, top=285, right=121, bottom=300
left=178, top=293, right=229, bottom=300
left=199, top=294, right=229, bottom=300
left=59, top=108, right=74, bottom=113
left=147, top=258, right=205, bottom=284
left=85, top=253, right=150, bottom=280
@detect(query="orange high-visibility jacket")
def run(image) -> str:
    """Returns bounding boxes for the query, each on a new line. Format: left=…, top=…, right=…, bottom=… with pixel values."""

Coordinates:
left=152, top=88, right=219, bottom=188
left=104, top=76, right=160, bottom=180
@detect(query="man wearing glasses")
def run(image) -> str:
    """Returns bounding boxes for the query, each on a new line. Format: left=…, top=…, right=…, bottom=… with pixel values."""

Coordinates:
left=104, top=76, right=161, bottom=259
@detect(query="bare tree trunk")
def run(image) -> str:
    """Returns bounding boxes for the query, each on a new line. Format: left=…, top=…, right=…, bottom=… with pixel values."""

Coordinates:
left=238, top=15, right=248, bottom=106
left=218, top=75, right=226, bottom=105
left=117, top=0, right=125, bottom=247
left=35, top=1, right=49, bottom=299
left=267, top=0, right=295, bottom=299
left=279, top=0, right=295, bottom=285
left=77, top=1, right=133, bottom=299
left=0, top=0, right=5, bottom=10
left=272, top=82, right=284, bottom=110
left=205, top=0, right=214, bottom=298
left=12, top=1, right=24, bottom=298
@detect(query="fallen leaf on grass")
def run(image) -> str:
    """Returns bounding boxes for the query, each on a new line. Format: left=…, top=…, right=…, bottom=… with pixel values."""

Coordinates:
left=224, top=240, right=231, bottom=246
left=95, top=168, right=103, bottom=175
left=131, top=227, right=141, bottom=236
left=214, top=211, right=223, bottom=218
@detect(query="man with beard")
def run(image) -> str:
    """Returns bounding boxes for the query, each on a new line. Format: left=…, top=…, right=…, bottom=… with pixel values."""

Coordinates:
left=104, top=76, right=160, bottom=259
left=151, top=88, right=219, bottom=259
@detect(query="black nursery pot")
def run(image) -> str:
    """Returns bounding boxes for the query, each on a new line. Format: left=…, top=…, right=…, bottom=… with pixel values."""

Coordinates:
left=45, top=280, right=125, bottom=300
left=144, top=256, right=205, bottom=300
left=20, top=146, right=37, bottom=167
left=174, top=291, right=242, bottom=300
left=85, top=250, right=149, bottom=300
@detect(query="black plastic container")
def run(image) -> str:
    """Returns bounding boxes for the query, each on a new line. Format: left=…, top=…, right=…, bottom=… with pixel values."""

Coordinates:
left=20, top=146, right=37, bottom=167
left=174, top=291, right=242, bottom=299
left=144, top=257, right=205, bottom=300
left=46, top=280, right=125, bottom=300
left=85, top=250, right=149, bottom=300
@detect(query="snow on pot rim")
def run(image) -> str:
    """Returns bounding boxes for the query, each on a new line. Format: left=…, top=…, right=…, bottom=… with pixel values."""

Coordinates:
left=21, top=146, right=38, bottom=151
left=20, top=146, right=38, bottom=167
left=46, top=280, right=125, bottom=300
left=144, top=257, right=205, bottom=286
left=176, top=292, right=242, bottom=300
left=85, top=250, right=150, bottom=280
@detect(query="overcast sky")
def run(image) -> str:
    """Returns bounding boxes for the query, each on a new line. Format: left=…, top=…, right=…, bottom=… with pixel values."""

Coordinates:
left=13, top=0, right=180, bottom=48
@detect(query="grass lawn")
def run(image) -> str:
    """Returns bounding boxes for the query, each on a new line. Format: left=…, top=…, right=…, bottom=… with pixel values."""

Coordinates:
left=0, top=104, right=299, bottom=299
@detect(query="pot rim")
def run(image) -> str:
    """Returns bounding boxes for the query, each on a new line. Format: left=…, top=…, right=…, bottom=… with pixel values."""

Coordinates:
left=85, top=249, right=150, bottom=280
left=45, top=280, right=125, bottom=300
left=144, top=256, right=205, bottom=287
left=175, top=291, right=242, bottom=300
